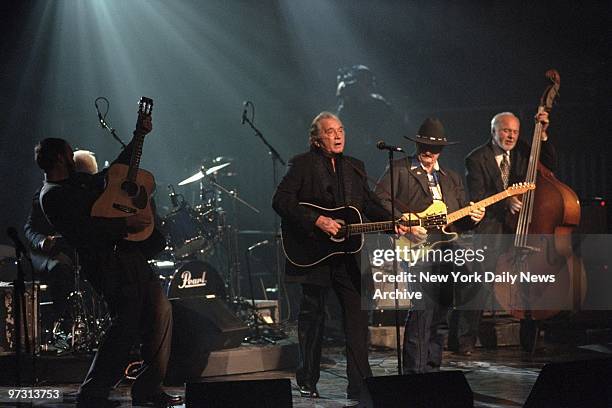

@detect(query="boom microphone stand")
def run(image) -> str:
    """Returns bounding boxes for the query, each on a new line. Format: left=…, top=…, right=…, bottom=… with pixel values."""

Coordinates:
left=240, top=101, right=288, bottom=320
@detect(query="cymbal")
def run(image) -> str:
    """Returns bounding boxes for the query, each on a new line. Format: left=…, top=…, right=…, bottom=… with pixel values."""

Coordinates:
left=178, top=162, right=231, bottom=186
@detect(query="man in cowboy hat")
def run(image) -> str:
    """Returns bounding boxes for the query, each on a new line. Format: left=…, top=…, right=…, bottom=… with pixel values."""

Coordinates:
left=375, top=117, right=485, bottom=373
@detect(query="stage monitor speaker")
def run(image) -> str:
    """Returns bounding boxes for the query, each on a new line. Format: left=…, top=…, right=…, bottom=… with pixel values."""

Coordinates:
left=364, top=371, right=473, bottom=408
left=185, top=378, right=292, bottom=408
left=524, top=358, right=612, bottom=408
left=165, top=297, right=249, bottom=384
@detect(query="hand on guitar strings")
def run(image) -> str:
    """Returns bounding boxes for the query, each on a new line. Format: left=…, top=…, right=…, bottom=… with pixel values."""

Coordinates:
left=400, top=217, right=428, bottom=244
left=315, top=215, right=342, bottom=237
left=468, top=202, right=486, bottom=222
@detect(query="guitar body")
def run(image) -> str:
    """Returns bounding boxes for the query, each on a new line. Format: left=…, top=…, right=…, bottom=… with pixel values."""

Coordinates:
left=91, top=163, right=156, bottom=241
left=396, top=200, right=457, bottom=258
left=281, top=204, right=364, bottom=267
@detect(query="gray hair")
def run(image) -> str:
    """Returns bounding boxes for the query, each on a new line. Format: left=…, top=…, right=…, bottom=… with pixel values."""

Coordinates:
left=73, top=149, right=98, bottom=174
left=490, top=112, right=519, bottom=134
left=309, top=111, right=340, bottom=147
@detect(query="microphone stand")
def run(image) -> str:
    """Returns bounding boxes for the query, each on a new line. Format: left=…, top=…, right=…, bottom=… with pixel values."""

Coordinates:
left=7, top=228, right=34, bottom=386
left=386, top=149, right=404, bottom=375
left=242, top=110, right=287, bottom=321
left=95, top=97, right=127, bottom=148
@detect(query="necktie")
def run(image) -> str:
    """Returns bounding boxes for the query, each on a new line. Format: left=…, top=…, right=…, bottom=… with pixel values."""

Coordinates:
left=500, top=153, right=510, bottom=188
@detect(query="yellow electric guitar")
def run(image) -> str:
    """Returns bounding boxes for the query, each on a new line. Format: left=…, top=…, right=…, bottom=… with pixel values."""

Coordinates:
left=396, top=183, right=535, bottom=255
left=91, top=97, right=155, bottom=241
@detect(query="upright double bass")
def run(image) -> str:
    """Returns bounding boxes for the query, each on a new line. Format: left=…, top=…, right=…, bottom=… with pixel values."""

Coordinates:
left=494, top=70, right=586, bottom=334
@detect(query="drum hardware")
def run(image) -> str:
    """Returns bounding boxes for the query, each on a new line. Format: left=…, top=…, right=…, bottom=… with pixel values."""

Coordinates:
left=241, top=240, right=286, bottom=344
left=46, top=251, right=109, bottom=354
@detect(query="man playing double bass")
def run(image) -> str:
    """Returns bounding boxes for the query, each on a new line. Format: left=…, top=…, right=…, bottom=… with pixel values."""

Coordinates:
left=452, top=111, right=556, bottom=353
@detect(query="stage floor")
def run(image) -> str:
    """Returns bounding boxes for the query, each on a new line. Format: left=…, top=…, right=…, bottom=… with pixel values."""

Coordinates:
left=4, top=342, right=611, bottom=407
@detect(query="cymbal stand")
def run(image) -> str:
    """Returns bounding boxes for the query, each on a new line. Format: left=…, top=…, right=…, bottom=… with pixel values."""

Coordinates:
left=244, top=241, right=276, bottom=344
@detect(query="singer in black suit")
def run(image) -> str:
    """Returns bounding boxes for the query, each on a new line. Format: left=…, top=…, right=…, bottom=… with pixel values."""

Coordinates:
left=273, top=111, right=407, bottom=400
left=375, top=118, right=485, bottom=373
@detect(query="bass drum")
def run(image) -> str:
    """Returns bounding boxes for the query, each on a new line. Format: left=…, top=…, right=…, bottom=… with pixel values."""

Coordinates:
left=167, top=261, right=226, bottom=300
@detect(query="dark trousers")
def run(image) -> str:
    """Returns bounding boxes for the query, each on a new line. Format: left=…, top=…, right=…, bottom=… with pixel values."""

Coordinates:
left=403, top=263, right=452, bottom=374
left=78, top=251, right=172, bottom=399
left=296, top=264, right=372, bottom=397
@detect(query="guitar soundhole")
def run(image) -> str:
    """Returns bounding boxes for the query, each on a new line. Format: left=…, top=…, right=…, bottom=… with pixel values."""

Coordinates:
left=121, top=180, right=139, bottom=197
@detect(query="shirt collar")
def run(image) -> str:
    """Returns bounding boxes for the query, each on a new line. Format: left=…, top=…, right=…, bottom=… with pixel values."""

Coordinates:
left=410, top=157, right=443, bottom=174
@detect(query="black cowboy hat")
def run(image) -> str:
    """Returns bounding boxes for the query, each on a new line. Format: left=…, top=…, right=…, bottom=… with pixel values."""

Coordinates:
left=404, top=117, right=459, bottom=146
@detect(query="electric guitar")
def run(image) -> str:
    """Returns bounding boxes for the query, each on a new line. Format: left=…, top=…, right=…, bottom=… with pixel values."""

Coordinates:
left=281, top=183, right=534, bottom=267
left=396, top=183, right=535, bottom=255
left=91, top=97, right=155, bottom=241
left=281, top=203, right=446, bottom=267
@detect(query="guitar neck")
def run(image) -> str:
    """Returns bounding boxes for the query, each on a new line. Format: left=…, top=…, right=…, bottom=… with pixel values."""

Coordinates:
left=446, top=190, right=513, bottom=224
left=126, top=132, right=145, bottom=182
left=346, top=219, right=419, bottom=235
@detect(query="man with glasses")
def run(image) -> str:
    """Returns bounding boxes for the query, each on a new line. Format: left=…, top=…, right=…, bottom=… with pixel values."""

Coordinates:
left=273, top=111, right=407, bottom=401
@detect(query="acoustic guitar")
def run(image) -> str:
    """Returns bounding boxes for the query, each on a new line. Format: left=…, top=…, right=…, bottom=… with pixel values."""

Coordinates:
left=91, top=97, right=155, bottom=241
left=282, top=183, right=534, bottom=267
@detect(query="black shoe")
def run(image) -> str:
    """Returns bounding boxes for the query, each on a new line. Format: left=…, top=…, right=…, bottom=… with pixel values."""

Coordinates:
left=132, top=392, right=184, bottom=407
left=76, top=395, right=120, bottom=408
left=298, top=385, right=320, bottom=398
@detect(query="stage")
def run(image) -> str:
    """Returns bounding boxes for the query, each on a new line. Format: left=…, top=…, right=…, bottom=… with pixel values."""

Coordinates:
left=2, top=339, right=611, bottom=407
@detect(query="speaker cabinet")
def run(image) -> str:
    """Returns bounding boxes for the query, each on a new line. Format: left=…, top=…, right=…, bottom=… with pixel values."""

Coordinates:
left=165, top=297, right=248, bottom=383
left=364, top=371, right=473, bottom=408
left=524, top=358, right=612, bottom=408
left=185, top=378, right=292, bottom=408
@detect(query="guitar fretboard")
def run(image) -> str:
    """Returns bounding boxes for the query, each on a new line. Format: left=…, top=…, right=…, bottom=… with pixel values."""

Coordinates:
left=446, top=190, right=512, bottom=224
left=342, top=219, right=420, bottom=236
left=127, top=132, right=145, bottom=182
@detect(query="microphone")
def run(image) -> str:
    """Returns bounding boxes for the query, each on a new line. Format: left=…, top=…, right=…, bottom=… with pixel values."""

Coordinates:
left=247, top=239, right=269, bottom=252
left=376, top=140, right=404, bottom=152
left=96, top=109, right=105, bottom=129
left=241, top=101, right=248, bottom=125
left=6, top=227, right=27, bottom=255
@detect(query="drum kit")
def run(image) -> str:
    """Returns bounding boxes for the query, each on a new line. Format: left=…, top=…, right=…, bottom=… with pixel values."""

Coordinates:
left=153, top=158, right=284, bottom=342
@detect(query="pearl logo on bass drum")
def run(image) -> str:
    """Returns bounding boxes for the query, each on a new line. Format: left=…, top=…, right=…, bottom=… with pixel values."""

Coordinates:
left=177, top=269, right=208, bottom=289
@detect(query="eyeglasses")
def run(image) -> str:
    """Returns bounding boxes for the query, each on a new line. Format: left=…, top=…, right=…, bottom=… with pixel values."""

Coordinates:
left=323, top=127, right=345, bottom=137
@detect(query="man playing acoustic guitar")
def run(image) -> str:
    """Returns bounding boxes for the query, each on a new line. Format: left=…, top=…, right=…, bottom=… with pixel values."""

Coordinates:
left=35, top=105, right=181, bottom=407
left=273, top=111, right=409, bottom=402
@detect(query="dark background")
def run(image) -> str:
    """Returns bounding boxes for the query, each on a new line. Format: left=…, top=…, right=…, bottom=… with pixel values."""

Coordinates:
left=1, top=0, right=610, bottom=247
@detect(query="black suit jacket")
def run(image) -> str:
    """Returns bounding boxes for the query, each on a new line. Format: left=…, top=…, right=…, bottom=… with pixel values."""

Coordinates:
left=375, top=156, right=474, bottom=232
left=465, top=138, right=557, bottom=234
left=273, top=148, right=391, bottom=286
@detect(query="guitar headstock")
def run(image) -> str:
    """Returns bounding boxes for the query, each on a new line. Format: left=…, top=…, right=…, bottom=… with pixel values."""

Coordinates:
left=507, top=182, right=536, bottom=196
left=135, top=96, right=153, bottom=136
